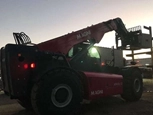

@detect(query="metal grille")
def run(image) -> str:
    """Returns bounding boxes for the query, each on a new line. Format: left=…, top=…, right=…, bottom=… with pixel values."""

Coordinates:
left=13, top=32, right=31, bottom=45
left=127, top=26, right=141, bottom=32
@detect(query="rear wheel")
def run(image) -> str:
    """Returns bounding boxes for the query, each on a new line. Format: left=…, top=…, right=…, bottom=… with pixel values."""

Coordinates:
left=31, top=68, right=83, bottom=115
left=121, top=68, right=143, bottom=101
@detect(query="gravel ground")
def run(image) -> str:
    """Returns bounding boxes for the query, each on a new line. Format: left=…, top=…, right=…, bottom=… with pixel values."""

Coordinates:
left=0, top=78, right=153, bottom=115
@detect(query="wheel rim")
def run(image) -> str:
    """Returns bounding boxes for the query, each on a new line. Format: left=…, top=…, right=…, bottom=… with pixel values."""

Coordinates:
left=51, top=84, right=72, bottom=108
left=134, top=78, right=141, bottom=92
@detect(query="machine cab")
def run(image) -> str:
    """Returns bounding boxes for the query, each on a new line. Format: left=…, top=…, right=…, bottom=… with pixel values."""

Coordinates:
left=67, top=42, right=101, bottom=72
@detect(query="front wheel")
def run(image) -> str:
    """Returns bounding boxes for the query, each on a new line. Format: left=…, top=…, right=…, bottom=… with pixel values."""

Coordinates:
left=121, top=68, right=143, bottom=101
left=31, top=68, right=83, bottom=115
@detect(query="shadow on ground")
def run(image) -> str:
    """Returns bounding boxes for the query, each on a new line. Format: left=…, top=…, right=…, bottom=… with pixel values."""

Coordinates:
left=8, top=93, right=153, bottom=115
left=12, top=110, right=36, bottom=115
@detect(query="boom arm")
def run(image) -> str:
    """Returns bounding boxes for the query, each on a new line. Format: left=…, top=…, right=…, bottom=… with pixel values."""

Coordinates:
left=37, top=18, right=129, bottom=55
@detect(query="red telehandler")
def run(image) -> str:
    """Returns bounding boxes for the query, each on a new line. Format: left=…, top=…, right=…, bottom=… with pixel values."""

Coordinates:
left=0, top=18, right=143, bottom=115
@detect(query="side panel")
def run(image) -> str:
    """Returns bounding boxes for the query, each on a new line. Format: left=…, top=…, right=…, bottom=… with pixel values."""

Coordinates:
left=83, top=72, right=123, bottom=100
left=1, top=44, right=70, bottom=98
left=138, top=34, right=152, bottom=48
left=1, top=47, right=10, bottom=92
left=1, top=44, right=37, bottom=97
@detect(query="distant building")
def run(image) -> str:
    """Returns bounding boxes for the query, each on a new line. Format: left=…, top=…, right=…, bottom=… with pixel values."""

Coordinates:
left=126, top=58, right=152, bottom=66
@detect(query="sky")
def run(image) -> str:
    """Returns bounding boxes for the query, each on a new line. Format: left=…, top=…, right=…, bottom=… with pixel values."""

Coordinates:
left=0, top=0, right=153, bottom=59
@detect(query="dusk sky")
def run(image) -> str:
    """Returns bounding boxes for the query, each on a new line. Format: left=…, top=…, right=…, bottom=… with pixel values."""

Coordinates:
left=0, top=0, right=153, bottom=58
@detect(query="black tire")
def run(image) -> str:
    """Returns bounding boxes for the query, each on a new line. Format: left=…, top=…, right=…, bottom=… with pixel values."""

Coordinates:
left=17, top=97, right=33, bottom=110
left=31, top=68, right=83, bottom=115
left=121, top=68, right=143, bottom=101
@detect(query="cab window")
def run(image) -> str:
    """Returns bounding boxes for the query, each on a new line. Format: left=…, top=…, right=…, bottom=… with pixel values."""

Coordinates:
left=88, top=47, right=100, bottom=58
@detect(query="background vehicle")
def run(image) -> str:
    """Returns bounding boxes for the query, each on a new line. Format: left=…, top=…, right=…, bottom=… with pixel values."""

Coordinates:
left=0, top=18, right=146, bottom=115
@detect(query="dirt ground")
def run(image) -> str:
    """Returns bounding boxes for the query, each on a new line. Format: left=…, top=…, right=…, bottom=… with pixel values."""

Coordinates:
left=0, top=78, right=153, bottom=115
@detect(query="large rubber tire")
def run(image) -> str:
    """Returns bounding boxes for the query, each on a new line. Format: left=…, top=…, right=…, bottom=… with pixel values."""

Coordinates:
left=121, top=68, right=143, bottom=101
left=31, top=68, right=83, bottom=115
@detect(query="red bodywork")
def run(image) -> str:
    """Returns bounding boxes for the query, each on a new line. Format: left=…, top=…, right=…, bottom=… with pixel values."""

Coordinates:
left=36, top=18, right=126, bottom=100
left=37, top=18, right=119, bottom=54
left=84, top=72, right=122, bottom=100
